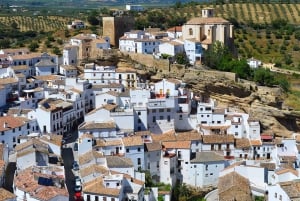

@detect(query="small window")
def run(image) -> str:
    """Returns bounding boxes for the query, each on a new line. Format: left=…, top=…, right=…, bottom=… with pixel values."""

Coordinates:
left=189, top=28, right=193, bottom=35
left=167, top=109, right=171, bottom=112
left=138, top=147, right=141, bottom=152
left=235, top=125, right=238, bottom=128
left=152, top=109, right=156, bottom=113
left=126, top=148, right=129, bottom=153
left=159, top=109, right=164, bottom=112
left=138, top=111, right=141, bottom=115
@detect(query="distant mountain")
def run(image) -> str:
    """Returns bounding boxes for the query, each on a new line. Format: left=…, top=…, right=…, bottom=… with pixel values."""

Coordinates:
left=5, top=0, right=211, bottom=7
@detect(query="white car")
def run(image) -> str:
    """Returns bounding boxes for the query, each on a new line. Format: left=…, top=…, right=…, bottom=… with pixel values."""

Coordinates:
left=74, top=177, right=82, bottom=192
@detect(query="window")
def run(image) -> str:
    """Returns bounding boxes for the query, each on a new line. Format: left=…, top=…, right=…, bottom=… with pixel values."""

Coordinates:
left=217, top=121, right=221, bottom=124
left=160, top=116, right=163, bottom=120
left=106, top=183, right=109, bottom=187
left=138, top=147, right=141, bottom=152
left=126, top=148, right=129, bottom=153
left=138, top=158, right=141, bottom=165
left=1, top=131, right=4, bottom=136
left=138, top=119, right=141, bottom=123
left=205, top=165, right=208, bottom=171
left=235, top=132, right=238, bottom=136
left=12, top=128, right=15, bottom=133
left=152, top=109, right=156, bottom=113
left=279, top=195, right=282, bottom=200
left=159, top=109, right=164, bottom=112
left=167, top=109, right=171, bottom=112
left=138, top=111, right=141, bottom=115
left=179, top=115, right=183, bottom=120
left=235, top=125, right=238, bottom=128
left=167, top=115, right=171, bottom=122
left=207, top=115, right=210, bottom=117
left=189, top=28, right=193, bottom=35
left=275, top=193, right=277, bottom=198
left=13, top=137, right=16, bottom=143
left=95, top=196, right=99, bottom=201
left=152, top=116, right=156, bottom=123
left=87, top=195, right=90, bottom=201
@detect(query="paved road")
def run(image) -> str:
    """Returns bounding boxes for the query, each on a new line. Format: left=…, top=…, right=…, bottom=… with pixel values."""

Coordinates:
left=62, top=147, right=75, bottom=201
left=205, top=189, right=219, bottom=201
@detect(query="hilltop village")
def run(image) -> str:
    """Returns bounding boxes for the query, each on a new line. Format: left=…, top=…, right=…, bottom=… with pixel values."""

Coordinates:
left=0, top=5, right=299, bottom=201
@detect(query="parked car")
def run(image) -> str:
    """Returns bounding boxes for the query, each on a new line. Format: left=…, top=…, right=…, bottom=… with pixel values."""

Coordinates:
left=73, top=143, right=78, bottom=151
left=74, top=177, right=82, bottom=192
left=72, top=161, right=79, bottom=171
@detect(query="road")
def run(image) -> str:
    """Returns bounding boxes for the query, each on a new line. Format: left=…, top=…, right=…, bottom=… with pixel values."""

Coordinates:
left=62, top=147, right=76, bottom=201
left=205, top=189, right=219, bottom=201
left=62, top=129, right=79, bottom=201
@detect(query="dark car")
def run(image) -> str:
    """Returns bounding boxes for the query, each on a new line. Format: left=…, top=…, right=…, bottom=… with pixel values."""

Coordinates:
left=72, top=161, right=79, bottom=171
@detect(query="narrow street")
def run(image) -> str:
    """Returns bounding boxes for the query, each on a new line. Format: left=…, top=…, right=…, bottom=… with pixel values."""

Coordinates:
left=62, top=147, right=75, bottom=201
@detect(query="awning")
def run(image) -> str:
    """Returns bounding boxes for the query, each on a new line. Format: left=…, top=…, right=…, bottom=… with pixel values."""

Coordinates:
left=261, top=135, right=273, bottom=140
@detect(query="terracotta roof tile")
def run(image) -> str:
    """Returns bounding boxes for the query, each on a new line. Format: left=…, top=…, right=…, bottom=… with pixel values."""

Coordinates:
left=12, top=65, right=29, bottom=70
left=145, top=141, right=161, bottom=152
left=250, top=139, right=262, bottom=146
left=122, top=136, right=143, bottom=147
left=83, top=177, right=120, bottom=196
left=40, top=134, right=63, bottom=146
left=0, top=77, right=18, bottom=85
left=80, top=164, right=109, bottom=178
left=162, top=141, right=191, bottom=149
left=14, top=167, right=68, bottom=200
left=191, top=151, right=224, bottom=163
left=0, top=116, right=30, bottom=132
left=78, top=151, right=103, bottom=165
left=0, top=188, right=16, bottom=200
left=218, top=172, right=252, bottom=201
left=79, top=121, right=116, bottom=130
left=202, top=135, right=234, bottom=144
left=186, top=17, right=230, bottom=25
left=175, top=130, right=202, bottom=141
left=275, top=168, right=298, bottom=176
left=235, top=138, right=251, bottom=149
left=95, top=138, right=123, bottom=147
left=151, top=130, right=176, bottom=142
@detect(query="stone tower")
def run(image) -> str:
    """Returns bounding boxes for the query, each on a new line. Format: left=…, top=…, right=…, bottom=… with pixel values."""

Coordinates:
left=102, top=16, right=135, bottom=47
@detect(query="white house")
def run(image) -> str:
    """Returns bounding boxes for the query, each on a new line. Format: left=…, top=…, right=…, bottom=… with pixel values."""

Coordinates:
left=247, top=57, right=262, bottom=69
left=267, top=180, right=300, bottom=201
left=158, top=41, right=184, bottom=57
left=144, top=141, right=161, bottom=183
left=125, top=4, right=144, bottom=12
left=0, top=116, right=39, bottom=150
left=14, top=166, right=68, bottom=201
left=189, top=151, right=225, bottom=188
left=167, top=26, right=182, bottom=39
left=59, top=65, right=77, bottom=77
left=184, top=39, right=203, bottom=65
left=63, top=45, right=78, bottom=66
left=106, top=156, right=134, bottom=177
left=35, top=55, right=58, bottom=76
left=67, top=20, right=85, bottom=29
left=123, top=135, right=144, bottom=171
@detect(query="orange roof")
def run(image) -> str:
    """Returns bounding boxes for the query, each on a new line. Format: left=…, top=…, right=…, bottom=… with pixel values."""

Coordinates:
left=186, top=17, right=230, bottom=25
left=276, top=168, right=298, bottom=176
left=123, top=135, right=143, bottom=147
left=151, top=129, right=176, bottom=142
left=162, top=141, right=191, bottom=149
left=0, top=116, right=29, bottom=132
left=167, top=26, right=182, bottom=32
left=250, top=139, right=262, bottom=146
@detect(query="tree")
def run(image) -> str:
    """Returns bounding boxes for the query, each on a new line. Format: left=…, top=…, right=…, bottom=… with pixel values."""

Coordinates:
left=253, top=68, right=274, bottom=86
left=52, top=46, right=62, bottom=56
left=87, top=10, right=100, bottom=26
left=11, top=21, right=18, bottom=29
left=175, top=53, right=188, bottom=65
left=28, top=41, right=39, bottom=52
left=0, top=39, right=11, bottom=48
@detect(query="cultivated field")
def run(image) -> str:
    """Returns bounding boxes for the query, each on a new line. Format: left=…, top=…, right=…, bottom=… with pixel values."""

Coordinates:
left=0, top=15, right=76, bottom=32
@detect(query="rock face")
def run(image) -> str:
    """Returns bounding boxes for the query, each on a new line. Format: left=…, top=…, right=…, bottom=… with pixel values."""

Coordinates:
left=125, top=53, right=300, bottom=137
left=186, top=78, right=300, bottom=137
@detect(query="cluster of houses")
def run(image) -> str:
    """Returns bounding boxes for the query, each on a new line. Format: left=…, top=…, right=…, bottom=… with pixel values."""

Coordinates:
left=0, top=6, right=296, bottom=201
left=119, top=8, right=234, bottom=66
